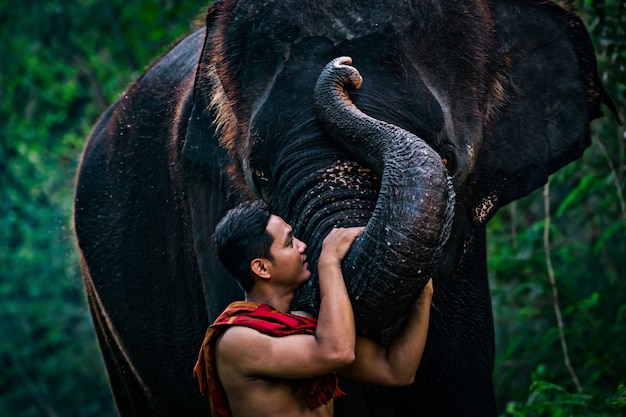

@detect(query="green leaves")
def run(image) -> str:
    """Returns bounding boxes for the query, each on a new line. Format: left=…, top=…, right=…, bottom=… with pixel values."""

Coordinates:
left=1, top=1, right=209, bottom=415
left=504, top=376, right=593, bottom=417
left=503, top=377, right=626, bottom=417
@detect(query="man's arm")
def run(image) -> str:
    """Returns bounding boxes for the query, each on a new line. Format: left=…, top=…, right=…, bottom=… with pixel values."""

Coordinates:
left=313, top=226, right=365, bottom=367
left=340, top=278, right=433, bottom=386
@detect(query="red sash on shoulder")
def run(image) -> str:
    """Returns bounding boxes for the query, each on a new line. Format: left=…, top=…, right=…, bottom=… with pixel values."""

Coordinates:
left=193, top=301, right=344, bottom=416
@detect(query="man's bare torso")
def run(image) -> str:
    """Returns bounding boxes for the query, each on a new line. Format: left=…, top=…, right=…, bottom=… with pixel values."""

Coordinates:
left=216, top=330, right=334, bottom=417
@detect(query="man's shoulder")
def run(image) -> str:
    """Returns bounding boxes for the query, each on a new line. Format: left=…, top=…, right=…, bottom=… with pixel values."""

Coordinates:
left=216, top=325, right=271, bottom=355
left=218, top=324, right=265, bottom=341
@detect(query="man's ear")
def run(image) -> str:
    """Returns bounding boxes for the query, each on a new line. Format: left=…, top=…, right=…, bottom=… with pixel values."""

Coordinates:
left=250, top=258, right=271, bottom=280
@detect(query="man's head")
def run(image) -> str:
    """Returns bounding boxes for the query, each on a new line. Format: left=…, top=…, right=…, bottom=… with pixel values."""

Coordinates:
left=214, top=200, right=310, bottom=293
left=214, top=200, right=274, bottom=292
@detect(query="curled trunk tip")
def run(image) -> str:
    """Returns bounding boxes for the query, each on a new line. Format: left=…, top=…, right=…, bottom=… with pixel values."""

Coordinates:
left=320, top=56, right=363, bottom=92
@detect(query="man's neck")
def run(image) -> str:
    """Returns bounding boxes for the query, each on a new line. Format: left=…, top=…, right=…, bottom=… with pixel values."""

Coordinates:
left=245, top=290, right=293, bottom=313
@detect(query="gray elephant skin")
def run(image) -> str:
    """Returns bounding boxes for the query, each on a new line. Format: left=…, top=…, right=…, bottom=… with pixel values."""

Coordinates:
left=73, top=0, right=616, bottom=416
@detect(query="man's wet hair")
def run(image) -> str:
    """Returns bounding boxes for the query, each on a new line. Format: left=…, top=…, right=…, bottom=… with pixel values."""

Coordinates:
left=213, top=200, right=274, bottom=292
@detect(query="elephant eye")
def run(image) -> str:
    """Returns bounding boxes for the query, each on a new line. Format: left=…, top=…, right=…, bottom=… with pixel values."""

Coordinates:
left=441, top=154, right=456, bottom=173
left=438, top=145, right=457, bottom=174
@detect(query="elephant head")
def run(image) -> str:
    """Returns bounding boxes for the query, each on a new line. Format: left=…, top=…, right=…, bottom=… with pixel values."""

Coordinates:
left=185, top=0, right=615, bottom=331
left=74, top=0, right=616, bottom=416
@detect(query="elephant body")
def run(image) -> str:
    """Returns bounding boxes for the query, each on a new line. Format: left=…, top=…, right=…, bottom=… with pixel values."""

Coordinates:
left=74, top=1, right=615, bottom=416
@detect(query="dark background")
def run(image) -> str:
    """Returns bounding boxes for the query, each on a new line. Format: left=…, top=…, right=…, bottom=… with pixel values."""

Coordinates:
left=1, top=1, right=624, bottom=415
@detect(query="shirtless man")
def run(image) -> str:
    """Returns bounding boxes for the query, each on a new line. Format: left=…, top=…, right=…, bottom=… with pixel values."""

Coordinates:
left=194, top=200, right=433, bottom=416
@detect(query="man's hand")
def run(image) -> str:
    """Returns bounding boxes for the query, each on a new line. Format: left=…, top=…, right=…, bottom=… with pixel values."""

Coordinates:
left=319, top=226, right=364, bottom=268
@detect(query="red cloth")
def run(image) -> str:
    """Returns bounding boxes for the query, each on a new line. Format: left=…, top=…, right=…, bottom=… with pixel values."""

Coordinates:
left=193, top=301, right=344, bottom=416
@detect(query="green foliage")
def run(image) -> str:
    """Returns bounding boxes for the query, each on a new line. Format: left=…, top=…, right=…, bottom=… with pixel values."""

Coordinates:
left=502, top=371, right=626, bottom=416
left=606, top=385, right=626, bottom=413
left=506, top=377, right=593, bottom=417
left=1, top=1, right=208, bottom=415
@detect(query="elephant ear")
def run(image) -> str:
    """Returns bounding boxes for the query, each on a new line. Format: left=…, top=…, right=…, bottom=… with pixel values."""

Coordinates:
left=473, top=0, right=617, bottom=224
left=182, top=6, right=239, bottom=190
left=182, top=8, right=229, bottom=186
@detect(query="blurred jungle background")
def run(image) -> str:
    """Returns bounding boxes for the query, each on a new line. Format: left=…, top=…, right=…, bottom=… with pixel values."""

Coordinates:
left=1, top=0, right=624, bottom=415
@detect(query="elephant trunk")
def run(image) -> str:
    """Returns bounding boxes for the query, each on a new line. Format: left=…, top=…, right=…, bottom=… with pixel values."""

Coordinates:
left=313, top=57, right=454, bottom=329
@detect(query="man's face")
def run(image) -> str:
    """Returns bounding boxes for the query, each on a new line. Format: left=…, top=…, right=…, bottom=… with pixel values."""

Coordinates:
left=265, top=215, right=310, bottom=289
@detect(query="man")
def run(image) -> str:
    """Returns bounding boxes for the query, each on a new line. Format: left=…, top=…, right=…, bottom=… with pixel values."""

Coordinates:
left=194, top=200, right=433, bottom=417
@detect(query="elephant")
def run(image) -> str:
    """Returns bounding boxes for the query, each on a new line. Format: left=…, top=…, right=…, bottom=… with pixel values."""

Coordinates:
left=73, top=0, right=617, bottom=416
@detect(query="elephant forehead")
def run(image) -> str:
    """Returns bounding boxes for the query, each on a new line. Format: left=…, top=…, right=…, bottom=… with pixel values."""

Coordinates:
left=227, top=0, right=413, bottom=44
left=240, top=31, right=445, bottom=138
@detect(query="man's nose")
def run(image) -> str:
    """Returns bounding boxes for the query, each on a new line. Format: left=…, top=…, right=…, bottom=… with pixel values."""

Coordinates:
left=296, top=238, right=307, bottom=252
